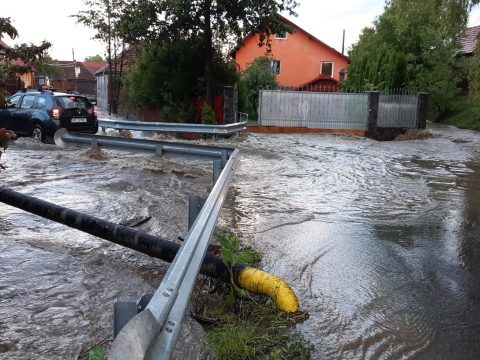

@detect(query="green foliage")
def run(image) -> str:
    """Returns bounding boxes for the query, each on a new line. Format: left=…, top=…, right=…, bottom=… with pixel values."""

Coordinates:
left=206, top=299, right=313, bottom=360
left=219, top=232, right=261, bottom=298
left=346, top=0, right=470, bottom=118
left=118, top=0, right=298, bottom=102
left=88, top=346, right=106, bottom=360
left=0, top=17, right=52, bottom=94
left=75, top=0, right=127, bottom=114
left=123, top=39, right=237, bottom=121
left=243, top=57, right=279, bottom=120
left=202, top=103, right=217, bottom=125
left=0, top=17, right=18, bottom=39
left=220, top=233, right=262, bottom=268
left=469, top=34, right=480, bottom=112
left=438, top=95, right=480, bottom=131
left=162, top=102, right=198, bottom=123
left=208, top=321, right=257, bottom=359
left=124, top=40, right=202, bottom=108
left=201, top=232, right=311, bottom=359
left=84, top=54, right=105, bottom=62
left=34, top=55, right=63, bottom=79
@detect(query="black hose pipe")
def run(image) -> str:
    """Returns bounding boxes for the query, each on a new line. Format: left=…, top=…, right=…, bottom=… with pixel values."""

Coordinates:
left=0, top=186, right=244, bottom=283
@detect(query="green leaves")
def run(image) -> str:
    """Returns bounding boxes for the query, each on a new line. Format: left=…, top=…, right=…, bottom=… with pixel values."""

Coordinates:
left=219, top=233, right=261, bottom=268
left=0, top=17, right=18, bottom=40
left=346, top=0, right=467, bottom=118
left=243, top=57, right=279, bottom=120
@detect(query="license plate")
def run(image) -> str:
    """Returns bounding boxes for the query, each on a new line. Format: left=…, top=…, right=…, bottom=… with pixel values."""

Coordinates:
left=71, top=117, right=87, bottom=123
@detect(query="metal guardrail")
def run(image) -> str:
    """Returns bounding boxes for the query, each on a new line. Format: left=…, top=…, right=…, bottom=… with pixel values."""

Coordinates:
left=98, top=118, right=247, bottom=135
left=53, top=129, right=240, bottom=359
left=235, top=111, right=249, bottom=123
left=55, top=129, right=233, bottom=161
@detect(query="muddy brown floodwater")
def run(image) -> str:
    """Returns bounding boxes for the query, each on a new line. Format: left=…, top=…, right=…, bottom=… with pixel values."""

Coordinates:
left=1, top=123, right=480, bottom=359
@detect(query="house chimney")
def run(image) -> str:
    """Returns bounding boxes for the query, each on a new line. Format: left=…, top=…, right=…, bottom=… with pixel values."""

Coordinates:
left=342, top=30, right=345, bottom=55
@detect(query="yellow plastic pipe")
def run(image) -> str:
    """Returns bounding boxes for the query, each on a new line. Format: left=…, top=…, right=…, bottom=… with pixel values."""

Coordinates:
left=237, top=267, right=299, bottom=313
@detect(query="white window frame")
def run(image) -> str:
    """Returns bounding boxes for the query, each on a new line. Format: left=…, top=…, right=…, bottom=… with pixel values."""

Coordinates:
left=274, top=31, right=288, bottom=40
left=270, top=60, right=281, bottom=76
left=320, top=62, right=334, bottom=77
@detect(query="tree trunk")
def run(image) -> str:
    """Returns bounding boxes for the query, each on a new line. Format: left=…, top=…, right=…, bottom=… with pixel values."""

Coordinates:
left=112, top=35, right=118, bottom=115
left=107, top=0, right=113, bottom=115
left=204, top=0, right=214, bottom=108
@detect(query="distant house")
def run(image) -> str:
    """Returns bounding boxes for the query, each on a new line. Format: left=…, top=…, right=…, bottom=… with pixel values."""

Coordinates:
left=229, top=15, right=349, bottom=89
left=95, top=46, right=138, bottom=111
left=50, top=61, right=105, bottom=95
left=0, top=39, right=35, bottom=93
left=458, top=25, right=480, bottom=57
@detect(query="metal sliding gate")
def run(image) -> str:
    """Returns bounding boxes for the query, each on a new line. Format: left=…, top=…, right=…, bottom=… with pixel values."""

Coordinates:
left=258, top=90, right=368, bottom=130
left=258, top=90, right=424, bottom=131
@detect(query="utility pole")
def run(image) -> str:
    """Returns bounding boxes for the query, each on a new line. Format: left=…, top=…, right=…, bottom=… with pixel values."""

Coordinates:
left=72, top=48, right=77, bottom=92
left=342, top=30, right=346, bottom=55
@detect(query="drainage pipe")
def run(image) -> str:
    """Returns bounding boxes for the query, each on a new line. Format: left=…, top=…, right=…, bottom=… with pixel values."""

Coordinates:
left=0, top=187, right=299, bottom=312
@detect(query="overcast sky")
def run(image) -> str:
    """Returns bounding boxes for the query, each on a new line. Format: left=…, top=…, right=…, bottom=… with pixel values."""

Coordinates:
left=1, top=0, right=480, bottom=61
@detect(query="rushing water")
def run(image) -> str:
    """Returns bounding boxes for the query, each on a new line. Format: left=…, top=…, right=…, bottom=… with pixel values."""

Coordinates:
left=1, top=124, right=480, bottom=359
left=0, top=138, right=212, bottom=359
left=224, top=123, right=480, bottom=359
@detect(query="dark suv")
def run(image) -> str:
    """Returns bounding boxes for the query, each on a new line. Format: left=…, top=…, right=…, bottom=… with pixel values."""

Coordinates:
left=0, top=90, right=98, bottom=142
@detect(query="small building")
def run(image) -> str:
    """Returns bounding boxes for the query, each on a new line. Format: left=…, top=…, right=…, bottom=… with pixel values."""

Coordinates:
left=0, top=39, right=35, bottom=93
left=95, top=46, right=138, bottom=111
left=50, top=61, right=105, bottom=96
left=458, top=25, right=480, bottom=57
left=229, top=15, right=350, bottom=88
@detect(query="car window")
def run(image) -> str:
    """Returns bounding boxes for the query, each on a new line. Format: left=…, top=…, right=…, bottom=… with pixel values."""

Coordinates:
left=20, top=95, right=36, bottom=109
left=7, top=95, right=22, bottom=108
left=57, top=96, right=92, bottom=110
left=36, top=95, right=53, bottom=110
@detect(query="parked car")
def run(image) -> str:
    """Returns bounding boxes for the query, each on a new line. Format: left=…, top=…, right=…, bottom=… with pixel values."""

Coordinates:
left=0, top=90, right=98, bottom=142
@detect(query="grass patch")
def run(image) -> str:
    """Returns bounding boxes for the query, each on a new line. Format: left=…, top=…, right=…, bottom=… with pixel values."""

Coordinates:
left=193, top=232, right=313, bottom=359
left=88, top=346, right=106, bottom=360
left=204, top=298, right=312, bottom=360
left=437, top=96, right=480, bottom=131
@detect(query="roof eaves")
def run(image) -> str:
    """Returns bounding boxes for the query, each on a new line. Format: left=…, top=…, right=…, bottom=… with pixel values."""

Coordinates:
left=228, top=14, right=350, bottom=63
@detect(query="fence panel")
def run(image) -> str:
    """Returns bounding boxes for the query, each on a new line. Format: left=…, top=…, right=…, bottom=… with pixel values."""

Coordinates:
left=259, top=90, right=369, bottom=130
left=377, top=93, right=419, bottom=128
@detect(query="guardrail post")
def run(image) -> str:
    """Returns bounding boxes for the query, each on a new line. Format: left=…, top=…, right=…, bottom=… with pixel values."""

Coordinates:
left=113, top=294, right=153, bottom=337
left=221, top=149, right=228, bottom=168
left=155, top=145, right=164, bottom=156
left=213, top=160, right=223, bottom=184
left=416, top=92, right=429, bottom=129
left=188, top=196, right=207, bottom=230
left=366, top=91, right=379, bottom=139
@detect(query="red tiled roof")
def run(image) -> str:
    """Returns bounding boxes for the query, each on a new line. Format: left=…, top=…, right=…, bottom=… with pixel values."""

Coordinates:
left=298, top=74, right=338, bottom=87
left=94, top=46, right=139, bottom=76
left=0, top=38, right=11, bottom=49
left=52, top=61, right=96, bottom=81
left=459, top=25, right=480, bottom=55
left=0, top=39, right=31, bottom=69
left=83, top=61, right=106, bottom=75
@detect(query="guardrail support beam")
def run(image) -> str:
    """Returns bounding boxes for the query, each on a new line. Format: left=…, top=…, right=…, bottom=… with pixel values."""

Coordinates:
left=188, top=196, right=206, bottom=230
left=114, top=294, right=153, bottom=337
left=213, top=160, right=223, bottom=184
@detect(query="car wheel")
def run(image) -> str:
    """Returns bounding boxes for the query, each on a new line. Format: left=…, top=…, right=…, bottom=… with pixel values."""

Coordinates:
left=31, top=124, right=45, bottom=142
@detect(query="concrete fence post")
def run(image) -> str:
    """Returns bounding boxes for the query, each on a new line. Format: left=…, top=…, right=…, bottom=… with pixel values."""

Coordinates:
left=367, top=91, right=379, bottom=139
left=416, top=92, right=429, bottom=129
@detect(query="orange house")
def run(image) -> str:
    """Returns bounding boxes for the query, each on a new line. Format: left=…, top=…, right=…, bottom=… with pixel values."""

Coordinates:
left=230, top=15, right=349, bottom=88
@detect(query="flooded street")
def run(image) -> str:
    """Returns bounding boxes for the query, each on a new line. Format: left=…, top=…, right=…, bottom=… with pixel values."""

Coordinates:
left=1, top=123, right=480, bottom=359
left=227, top=123, right=480, bottom=359
left=0, top=138, right=212, bottom=359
